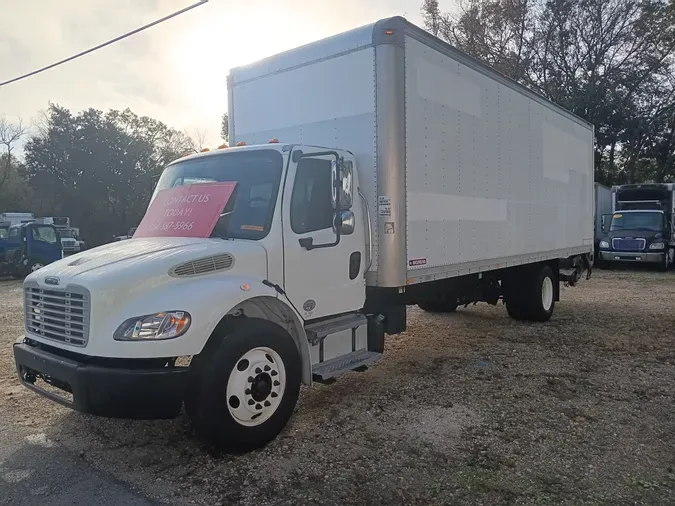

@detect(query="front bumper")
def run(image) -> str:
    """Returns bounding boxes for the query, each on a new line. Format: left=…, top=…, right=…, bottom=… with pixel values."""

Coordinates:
left=13, top=338, right=189, bottom=419
left=599, top=250, right=665, bottom=264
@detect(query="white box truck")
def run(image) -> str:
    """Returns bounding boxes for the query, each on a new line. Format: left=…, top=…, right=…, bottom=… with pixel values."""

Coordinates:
left=14, top=17, right=593, bottom=452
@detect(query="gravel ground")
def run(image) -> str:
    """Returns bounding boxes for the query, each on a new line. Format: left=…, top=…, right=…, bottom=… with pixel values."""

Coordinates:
left=1, top=269, right=675, bottom=505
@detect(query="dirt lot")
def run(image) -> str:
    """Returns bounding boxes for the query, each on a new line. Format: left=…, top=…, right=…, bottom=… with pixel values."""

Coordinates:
left=2, top=269, right=675, bottom=505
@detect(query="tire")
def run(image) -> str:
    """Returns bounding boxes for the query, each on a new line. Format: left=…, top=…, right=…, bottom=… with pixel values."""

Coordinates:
left=186, top=318, right=301, bottom=453
left=504, top=265, right=556, bottom=322
left=658, top=252, right=669, bottom=272
left=524, top=265, right=556, bottom=322
left=505, top=298, right=527, bottom=320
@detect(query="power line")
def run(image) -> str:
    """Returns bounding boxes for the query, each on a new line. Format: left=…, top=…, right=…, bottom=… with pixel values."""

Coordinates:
left=0, top=0, right=209, bottom=88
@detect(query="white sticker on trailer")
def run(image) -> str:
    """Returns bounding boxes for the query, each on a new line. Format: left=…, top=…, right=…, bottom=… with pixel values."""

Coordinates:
left=378, top=196, right=392, bottom=217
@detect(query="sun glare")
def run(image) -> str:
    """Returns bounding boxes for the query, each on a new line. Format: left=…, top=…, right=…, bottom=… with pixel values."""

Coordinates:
left=168, top=5, right=308, bottom=122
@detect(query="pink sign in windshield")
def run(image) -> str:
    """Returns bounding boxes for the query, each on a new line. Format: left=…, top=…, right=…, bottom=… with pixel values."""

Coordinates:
left=134, top=182, right=237, bottom=238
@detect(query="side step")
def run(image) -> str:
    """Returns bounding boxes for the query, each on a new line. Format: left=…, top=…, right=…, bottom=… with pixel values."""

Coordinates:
left=312, top=349, right=382, bottom=382
left=305, top=312, right=367, bottom=345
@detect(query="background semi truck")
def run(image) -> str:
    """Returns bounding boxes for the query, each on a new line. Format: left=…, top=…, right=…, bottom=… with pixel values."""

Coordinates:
left=597, top=183, right=674, bottom=270
left=14, top=17, right=593, bottom=452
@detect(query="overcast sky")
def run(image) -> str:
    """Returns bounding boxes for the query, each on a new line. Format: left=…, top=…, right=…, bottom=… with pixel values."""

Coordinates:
left=0, top=0, right=424, bottom=148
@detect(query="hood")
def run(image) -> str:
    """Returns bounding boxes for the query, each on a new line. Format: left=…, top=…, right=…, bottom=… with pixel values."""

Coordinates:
left=27, top=237, right=268, bottom=286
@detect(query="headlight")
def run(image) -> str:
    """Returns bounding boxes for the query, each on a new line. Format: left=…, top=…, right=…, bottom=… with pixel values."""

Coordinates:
left=649, top=242, right=665, bottom=250
left=599, top=240, right=610, bottom=249
left=114, top=311, right=191, bottom=341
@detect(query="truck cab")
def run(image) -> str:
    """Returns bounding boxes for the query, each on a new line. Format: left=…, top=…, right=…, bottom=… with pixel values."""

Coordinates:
left=58, top=228, right=81, bottom=256
left=0, top=222, right=63, bottom=277
left=14, top=143, right=366, bottom=445
left=599, top=184, right=675, bottom=270
left=598, top=210, right=670, bottom=270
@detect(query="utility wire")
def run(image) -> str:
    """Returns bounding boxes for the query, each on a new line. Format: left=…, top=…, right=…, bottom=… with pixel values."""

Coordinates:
left=0, top=0, right=208, bottom=88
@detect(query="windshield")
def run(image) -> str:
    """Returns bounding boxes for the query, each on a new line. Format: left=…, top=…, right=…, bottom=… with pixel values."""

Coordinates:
left=0, top=227, right=7, bottom=240
left=152, top=150, right=283, bottom=240
left=610, top=212, right=664, bottom=232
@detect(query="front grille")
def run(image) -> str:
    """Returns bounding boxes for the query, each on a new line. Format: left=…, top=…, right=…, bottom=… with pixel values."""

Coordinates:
left=24, top=283, right=90, bottom=347
left=612, top=238, right=646, bottom=252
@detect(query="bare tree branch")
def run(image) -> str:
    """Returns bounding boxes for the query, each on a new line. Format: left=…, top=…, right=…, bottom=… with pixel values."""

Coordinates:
left=0, top=117, right=26, bottom=189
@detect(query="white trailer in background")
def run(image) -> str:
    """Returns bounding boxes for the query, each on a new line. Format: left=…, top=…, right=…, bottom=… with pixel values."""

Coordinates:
left=0, top=212, right=35, bottom=226
left=15, top=16, right=594, bottom=452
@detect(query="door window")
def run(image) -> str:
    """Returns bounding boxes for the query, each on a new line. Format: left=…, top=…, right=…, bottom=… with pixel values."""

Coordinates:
left=0, top=228, right=7, bottom=240
left=290, top=158, right=334, bottom=234
left=32, top=226, right=58, bottom=244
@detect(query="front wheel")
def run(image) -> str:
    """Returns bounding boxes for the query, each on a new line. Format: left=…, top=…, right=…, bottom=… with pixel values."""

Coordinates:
left=186, top=319, right=301, bottom=453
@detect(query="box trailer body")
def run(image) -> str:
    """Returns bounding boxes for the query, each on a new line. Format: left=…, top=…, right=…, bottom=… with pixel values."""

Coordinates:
left=229, top=17, right=594, bottom=288
left=14, top=17, right=594, bottom=452
left=0, top=212, right=35, bottom=226
left=598, top=183, right=675, bottom=268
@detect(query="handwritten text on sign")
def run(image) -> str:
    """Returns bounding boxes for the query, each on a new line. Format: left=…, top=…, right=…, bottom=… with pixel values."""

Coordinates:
left=134, top=182, right=237, bottom=238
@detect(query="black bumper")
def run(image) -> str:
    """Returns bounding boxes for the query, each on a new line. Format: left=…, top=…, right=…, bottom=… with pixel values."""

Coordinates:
left=14, top=339, right=189, bottom=419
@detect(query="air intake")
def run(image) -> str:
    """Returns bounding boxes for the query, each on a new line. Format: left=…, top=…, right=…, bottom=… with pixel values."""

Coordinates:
left=171, top=254, right=234, bottom=277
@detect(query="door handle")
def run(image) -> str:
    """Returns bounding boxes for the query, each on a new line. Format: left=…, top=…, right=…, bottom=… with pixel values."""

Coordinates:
left=349, top=251, right=361, bottom=280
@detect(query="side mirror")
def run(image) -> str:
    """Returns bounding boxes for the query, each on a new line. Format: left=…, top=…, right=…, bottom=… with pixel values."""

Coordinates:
left=335, top=210, right=355, bottom=235
left=331, top=159, right=353, bottom=210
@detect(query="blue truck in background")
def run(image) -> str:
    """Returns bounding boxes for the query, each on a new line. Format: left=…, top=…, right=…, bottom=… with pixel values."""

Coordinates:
left=0, top=222, right=63, bottom=278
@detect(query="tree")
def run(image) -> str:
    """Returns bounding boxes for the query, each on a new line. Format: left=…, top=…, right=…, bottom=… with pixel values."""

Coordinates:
left=23, top=104, right=190, bottom=246
left=421, top=0, right=675, bottom=184
left=221, top=112, right=229, bottom=143
left=0, top=116, right=26, bottom=190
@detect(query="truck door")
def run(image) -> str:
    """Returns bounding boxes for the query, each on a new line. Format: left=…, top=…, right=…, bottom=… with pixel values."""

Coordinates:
left=282, top=149, right=365, bottom=320
left=27, top=225, right=62, bottom=265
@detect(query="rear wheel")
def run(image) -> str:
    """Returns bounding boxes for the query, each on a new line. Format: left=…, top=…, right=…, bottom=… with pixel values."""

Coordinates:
left=504, top=265, right=556, bottom=322
left=185, top=319, right=301, bottom=453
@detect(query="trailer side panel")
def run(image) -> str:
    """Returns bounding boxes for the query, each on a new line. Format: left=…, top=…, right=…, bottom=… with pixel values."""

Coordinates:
left=403, top=34, right=594, bottom=284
